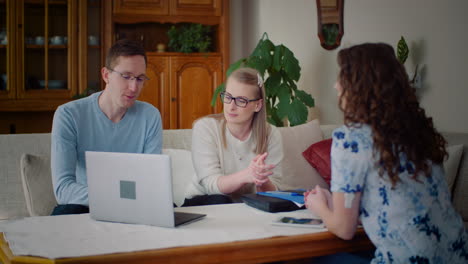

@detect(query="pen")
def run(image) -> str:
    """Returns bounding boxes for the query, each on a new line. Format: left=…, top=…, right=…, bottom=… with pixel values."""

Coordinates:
left=265, top=191, right=303, bottom=196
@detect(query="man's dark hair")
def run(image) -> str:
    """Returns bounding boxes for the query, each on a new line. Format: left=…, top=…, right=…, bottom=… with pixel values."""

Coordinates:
left=105, top=39, right=147, bottom=69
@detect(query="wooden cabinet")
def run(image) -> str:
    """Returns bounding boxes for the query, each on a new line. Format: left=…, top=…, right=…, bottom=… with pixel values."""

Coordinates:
left=170, top=0, right=221, bottom=16
left=142, top=53, right=222, bottom=129
left=0, top=0, right=79, bottom=111
left=0, top=0, right=13, bottom=100
left=113, top=0, right=221, bottom=17
left=140, top=54, right=170, bottom=127
left=0, top=0, right=104, bottom=133
left=113, top=0, right=169, bottom=16
left=106, top=0, right=229, bottom=129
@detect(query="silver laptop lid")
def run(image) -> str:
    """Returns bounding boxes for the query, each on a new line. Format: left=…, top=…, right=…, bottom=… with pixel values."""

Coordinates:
left=86, top=151, right=175, bottom=227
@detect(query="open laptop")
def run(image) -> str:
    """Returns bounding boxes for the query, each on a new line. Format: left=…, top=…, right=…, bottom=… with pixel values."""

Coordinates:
left=85, top=151, right=206, bottom=227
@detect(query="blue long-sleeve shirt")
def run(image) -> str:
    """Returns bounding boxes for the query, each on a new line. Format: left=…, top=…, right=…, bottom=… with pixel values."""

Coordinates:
left=51, top=91, right=162, bottom=205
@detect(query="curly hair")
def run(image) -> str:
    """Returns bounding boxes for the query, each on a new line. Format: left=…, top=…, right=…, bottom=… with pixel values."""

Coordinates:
left=337, top=43, right=447, bottom=186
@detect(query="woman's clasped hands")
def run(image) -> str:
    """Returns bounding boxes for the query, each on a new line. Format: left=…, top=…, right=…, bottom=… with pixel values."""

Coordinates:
left=304, top=185, right=333, bottom=215
left=247, top=152, right=276, bottom=187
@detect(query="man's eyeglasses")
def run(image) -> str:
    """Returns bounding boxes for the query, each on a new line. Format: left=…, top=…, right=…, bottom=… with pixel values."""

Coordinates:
left=220, top=92, right=260, bottom=108
left=107, top=68, right=150, bottom=84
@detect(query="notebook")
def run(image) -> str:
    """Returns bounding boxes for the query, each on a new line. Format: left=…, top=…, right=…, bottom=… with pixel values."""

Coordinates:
left=241, top=193, right=304, bottom=213
left=85, top=151, right=206, bottom=227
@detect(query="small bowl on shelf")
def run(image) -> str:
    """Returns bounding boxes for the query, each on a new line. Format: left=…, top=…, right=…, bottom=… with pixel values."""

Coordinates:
left=35, top=36, right=45, bottom=45
left=49, top=36, right=65, bottom=45
left=39, top=80, right=66, bottom=89
left=48, top=80, right=66, bottom=89
left=88, top=35, right=99, bottom=46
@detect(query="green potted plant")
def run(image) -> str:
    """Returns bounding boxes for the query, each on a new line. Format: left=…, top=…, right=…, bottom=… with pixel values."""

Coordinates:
left=167, top=23, right=212, bottom=53
left=211, top=33, right=314, bottom=127
left=322, top=24, right=340, bottom=47
left=396, top=36, right=419, bottom=86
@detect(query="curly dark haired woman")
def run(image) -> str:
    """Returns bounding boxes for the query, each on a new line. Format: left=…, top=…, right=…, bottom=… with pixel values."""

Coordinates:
left=305, top=43, right=467, bottom=263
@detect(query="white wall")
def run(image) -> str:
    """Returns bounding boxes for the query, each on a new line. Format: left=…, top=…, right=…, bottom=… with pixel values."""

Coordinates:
left=231, top=0, right=468, bottom=133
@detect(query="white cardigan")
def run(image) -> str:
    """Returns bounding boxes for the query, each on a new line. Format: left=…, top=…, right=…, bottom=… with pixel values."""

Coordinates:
left=185, top=117, right=284, bottom=201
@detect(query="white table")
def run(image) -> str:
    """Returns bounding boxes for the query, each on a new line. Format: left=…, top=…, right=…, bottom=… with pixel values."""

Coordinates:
left=0, top=204, right=373, bottom=264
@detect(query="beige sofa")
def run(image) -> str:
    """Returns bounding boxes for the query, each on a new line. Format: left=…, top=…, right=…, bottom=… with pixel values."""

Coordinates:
left=1, top=121, right=467, bottom=227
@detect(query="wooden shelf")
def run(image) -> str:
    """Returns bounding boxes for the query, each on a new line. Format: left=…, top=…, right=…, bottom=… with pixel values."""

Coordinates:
left=48, top=44, right=68, bottom=48
left=25, top=0, right=67, bottom=5
left=25, top=44, right=68, bottom=49
left=0, top=98, right=72, bottom=111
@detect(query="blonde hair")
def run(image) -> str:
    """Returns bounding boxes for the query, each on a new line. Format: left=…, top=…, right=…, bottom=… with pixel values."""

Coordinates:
left=207, top=68, right=270, bottom=154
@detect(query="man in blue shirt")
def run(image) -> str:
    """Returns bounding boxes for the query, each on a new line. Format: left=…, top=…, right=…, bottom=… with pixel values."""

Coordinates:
left=51, top=39, right=163, bottom=215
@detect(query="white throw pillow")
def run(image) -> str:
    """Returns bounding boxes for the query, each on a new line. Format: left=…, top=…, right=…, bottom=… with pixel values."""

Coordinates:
left=20, top=154, right=57, bottom=216
left=277, top=120, right=329, bottom=190
left=162, top=148, right=194, bottom=207
left=444, top=144, right=464, bottom=193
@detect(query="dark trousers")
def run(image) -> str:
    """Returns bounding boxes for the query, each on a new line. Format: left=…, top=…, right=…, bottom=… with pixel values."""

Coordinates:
left=51, top=204, right=89, bottom=215
left=182, top=194, right=233, bottom=207
left=310, top=251, right=373, bottom=264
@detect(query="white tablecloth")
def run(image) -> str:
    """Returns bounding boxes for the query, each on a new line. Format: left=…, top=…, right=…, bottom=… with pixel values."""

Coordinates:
left=0, top=204, right=325, bottom=259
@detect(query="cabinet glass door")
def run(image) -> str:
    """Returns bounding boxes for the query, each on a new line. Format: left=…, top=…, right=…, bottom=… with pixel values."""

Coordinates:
left=87, top=0, right=101, bottom=94
left=47, top=0, right=68, bottom=90
left=20, top=0, right=75, bottom=98
left=23, top=0, right=46, bottom=91
left=0, top=0, right=10, bottom=97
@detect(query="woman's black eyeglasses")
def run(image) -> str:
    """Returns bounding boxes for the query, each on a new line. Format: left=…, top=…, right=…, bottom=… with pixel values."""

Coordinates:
left=220, top=92, right=260, bottom=108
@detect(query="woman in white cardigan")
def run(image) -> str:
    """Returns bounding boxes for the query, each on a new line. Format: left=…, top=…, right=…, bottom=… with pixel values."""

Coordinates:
left=183, top=67, right=283, bottom=206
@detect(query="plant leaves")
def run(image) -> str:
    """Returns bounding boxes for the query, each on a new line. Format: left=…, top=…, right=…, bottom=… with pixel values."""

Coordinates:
left=273, top=45, right=284, bottom=72
left=211, top=83, right=225, bottom=107
left=295, top=89, right=315, bottom=107
left=276, top=85, right=291, bottom=119
left=252, top=38, right=275, bottom=69
left=267, top=108, right=284, bottom=127
left=281, top=72, right=297, bottom=90
left=246, top=56, right=268, bottom=76
left=283, top=47, right=301, bottom=81
left=209, top=32, right=314, bottom=127
left=226, top=58, right=245, bottom=77
left=288, top=98, right=308, bottom=126
left=167, top=24, right=212, bottom=53
left=322, top=24, right=339, bottom=46
left=264, top=71, right=282, bottom=97
left=397, top=36, right=409, bottom=64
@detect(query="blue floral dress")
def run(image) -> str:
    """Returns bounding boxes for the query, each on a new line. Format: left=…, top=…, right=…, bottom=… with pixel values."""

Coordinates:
left=331, top=125, right=468, bottom=264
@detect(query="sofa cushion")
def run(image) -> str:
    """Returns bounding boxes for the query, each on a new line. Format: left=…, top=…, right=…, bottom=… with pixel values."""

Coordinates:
left=19, top=149, right=193, bottom=215
left=162, top=129, right=193, bottom=151
left=451, top=144, right=468, bottom=222
left=300, top=141, right=463, bottom=189
left=0, top=133, right=52, bottom=220
left=162, top=148, right=194, bottom=207
left=445, top=144, right=463, bottom=193
left=277, top=120, right=329, bottom=190
left=20, top=154, right=57, bottom=216
left=302, top=138, right=333, bottom=185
